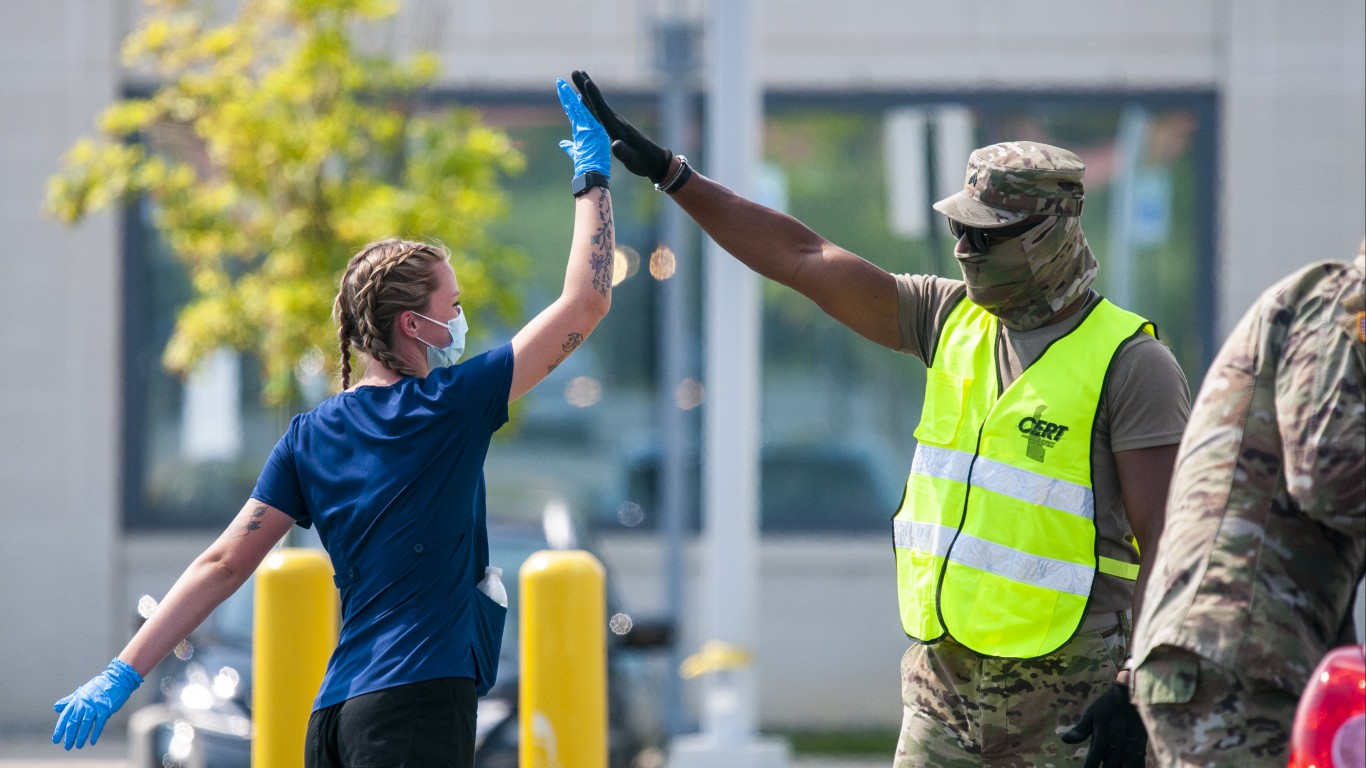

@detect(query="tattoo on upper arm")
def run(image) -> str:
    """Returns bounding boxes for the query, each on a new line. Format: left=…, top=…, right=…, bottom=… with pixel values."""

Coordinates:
left=589, top=197, right=615, bottom=296
left=234, top=505, right=268, bottom=537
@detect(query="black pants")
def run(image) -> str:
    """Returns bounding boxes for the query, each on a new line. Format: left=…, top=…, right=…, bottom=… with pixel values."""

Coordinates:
left=305, top=677, right=477, bottom=768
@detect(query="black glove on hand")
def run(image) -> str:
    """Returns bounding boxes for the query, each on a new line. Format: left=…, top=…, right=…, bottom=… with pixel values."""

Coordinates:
left=571, top=70, right=673, bottom=184
left=1060, top=683, right=1148, bottom=768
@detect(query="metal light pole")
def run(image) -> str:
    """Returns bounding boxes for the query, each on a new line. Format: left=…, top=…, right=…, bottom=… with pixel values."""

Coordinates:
left=653, top=5, right=701, bottom=740
left=668, top=0, right=787, bottom=765
left=697, top=0, right=761, bottom=736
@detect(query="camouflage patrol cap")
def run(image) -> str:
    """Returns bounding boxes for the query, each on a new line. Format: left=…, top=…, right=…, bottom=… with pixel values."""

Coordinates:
left=933, top=141, right=1086, bottom=227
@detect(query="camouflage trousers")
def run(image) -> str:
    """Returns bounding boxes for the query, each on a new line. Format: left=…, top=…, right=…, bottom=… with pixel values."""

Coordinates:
left=1132, top=646, right=1296, bottom=768
left=894, top=617, right=1135, bottom=768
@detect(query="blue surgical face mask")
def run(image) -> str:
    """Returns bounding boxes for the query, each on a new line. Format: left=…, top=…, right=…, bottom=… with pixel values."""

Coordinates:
left=415, top=310, right=468, bottom=370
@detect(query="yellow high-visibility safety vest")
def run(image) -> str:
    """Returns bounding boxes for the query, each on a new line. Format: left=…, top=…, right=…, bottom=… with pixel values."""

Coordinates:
left=893, top=296, right=1152, bottom=659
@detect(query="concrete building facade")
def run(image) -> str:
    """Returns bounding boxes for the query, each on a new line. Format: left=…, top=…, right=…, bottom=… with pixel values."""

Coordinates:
left=1, top=0, right=1362, bottom=736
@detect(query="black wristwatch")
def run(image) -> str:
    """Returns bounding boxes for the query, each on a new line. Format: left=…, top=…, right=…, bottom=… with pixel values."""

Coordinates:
left=571, top=172, right=609, bottom=197
left=655, top=155, right=693, bottom=194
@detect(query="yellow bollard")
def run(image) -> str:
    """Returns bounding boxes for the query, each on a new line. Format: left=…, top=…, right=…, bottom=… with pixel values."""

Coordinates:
left=253, top=548, right=337, bottom=768
left=520, top=550, right=606, bottom=768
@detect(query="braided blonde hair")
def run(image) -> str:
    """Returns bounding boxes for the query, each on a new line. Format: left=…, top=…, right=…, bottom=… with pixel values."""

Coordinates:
left=333, top=238, right=451, bottom=389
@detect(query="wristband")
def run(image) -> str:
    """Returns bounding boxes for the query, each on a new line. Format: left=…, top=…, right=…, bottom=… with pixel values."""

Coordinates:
left=572, top=172, right=609, bottom=198
left=655, top=155, right=693, bottom=194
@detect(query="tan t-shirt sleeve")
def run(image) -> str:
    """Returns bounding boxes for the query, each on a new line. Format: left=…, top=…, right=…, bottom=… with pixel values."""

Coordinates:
left=895, top=272, right=968, bottom=365
left=1102, top=334, right=1192, bottom=452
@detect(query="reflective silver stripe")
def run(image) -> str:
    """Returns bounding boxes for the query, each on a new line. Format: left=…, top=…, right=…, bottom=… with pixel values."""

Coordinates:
left=910, top=444, right=973, bottom=483
left=910, top=445, right=1094, bottom=520
left=895, top=519, right=1093, bottom=595
left=893, top=519, right=955, bottom=558
left=969, top=456, right=1094, bottom=519
left=950, top=532, right=1092, bottom=596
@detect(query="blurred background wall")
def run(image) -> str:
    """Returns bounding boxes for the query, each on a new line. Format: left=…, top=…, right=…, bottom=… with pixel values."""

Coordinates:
left=1, top=0, right=1362, bottom=735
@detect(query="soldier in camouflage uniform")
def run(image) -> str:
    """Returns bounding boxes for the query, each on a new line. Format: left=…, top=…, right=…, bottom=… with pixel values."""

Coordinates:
left=571, top=71, right=1191, bottom=768
left=1130, top=243, right=1366, bottom=767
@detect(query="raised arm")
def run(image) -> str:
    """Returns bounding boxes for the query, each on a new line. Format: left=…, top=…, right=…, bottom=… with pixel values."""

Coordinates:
left=571, top=70, right=902, bottom=350
left=670, top=169, right=901, bottom=348
left=508, top=79, right=614, bottom=402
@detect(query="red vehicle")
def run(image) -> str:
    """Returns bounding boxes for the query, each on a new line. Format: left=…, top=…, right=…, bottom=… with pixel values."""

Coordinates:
left=1288, top=644, right=1366, bottom=768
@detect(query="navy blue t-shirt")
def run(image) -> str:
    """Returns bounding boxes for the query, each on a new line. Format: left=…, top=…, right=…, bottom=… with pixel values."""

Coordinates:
left=251, top=343, right=513, bottom=710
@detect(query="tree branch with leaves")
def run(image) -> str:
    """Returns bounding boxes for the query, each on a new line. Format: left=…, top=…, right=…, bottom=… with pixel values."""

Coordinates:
left=47, top=0, right=525, bottom=404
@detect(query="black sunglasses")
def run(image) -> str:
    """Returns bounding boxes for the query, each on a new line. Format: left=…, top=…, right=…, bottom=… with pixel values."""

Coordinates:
left=948, top=216, right=1046, bottom=254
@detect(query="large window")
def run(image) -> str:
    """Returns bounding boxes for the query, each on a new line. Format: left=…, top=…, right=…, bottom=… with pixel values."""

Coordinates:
left=122, top=197, right=293, bottom=530
left=122, top=89, right=1216, bottom=531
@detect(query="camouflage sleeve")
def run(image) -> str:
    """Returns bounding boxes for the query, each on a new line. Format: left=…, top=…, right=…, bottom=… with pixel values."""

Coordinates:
left=1131, top=256, right=1365, bottom=686
left=1274, top=262, right=1366, bottom=534
left=895, top=273, right=967, bottom=365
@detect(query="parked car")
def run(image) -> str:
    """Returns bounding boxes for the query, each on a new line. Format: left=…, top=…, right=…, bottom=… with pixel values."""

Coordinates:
left=127, top=494, right=673, bottom=768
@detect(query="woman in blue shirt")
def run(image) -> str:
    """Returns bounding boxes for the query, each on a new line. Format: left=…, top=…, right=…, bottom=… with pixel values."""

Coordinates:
left=52, top=78, right=614, bottom=767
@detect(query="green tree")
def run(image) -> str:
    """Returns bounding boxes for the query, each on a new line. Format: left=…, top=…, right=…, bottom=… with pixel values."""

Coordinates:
left=46, top=0, right=525, bottom=404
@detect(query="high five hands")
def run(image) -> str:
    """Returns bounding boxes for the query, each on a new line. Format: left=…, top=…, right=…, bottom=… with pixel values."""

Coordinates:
left=570, top=71, right=675, bottom=185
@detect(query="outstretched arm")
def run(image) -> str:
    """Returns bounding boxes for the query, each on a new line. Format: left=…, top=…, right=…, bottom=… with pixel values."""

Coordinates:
left=118, top=500, right=296, bottom=675
left=509, top=79, right=615, bottom=402
left=53, top=500, right=294, bottom=749
left=571, top=70, right=901, bottom=350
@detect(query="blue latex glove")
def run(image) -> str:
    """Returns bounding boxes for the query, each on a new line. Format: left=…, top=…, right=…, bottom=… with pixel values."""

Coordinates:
left=52, top=658, right=143, bottom=750
left=556, top=77, right=611, bottom=179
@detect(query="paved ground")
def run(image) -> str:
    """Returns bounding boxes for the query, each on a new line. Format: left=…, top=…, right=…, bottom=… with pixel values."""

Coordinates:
left=0, top=732, right=126, bottom=768
left=0, top=732, right=885, bottom=768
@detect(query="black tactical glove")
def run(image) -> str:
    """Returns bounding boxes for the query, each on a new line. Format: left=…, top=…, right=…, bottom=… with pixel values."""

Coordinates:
left=1060, top=683, right=1148, bottom=768
left=570, top=70, right=673, bottom=184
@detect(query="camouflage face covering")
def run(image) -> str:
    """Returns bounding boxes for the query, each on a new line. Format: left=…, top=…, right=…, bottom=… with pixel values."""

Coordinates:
left=955, top=216, right=1098, bottom=331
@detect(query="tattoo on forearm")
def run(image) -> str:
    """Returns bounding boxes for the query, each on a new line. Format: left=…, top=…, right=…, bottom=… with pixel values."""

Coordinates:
left=235, top=505, right=268, bottom=537
left=589, top=197, right=615, bottom=296
left=546, top=332, right=585, bottom=374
